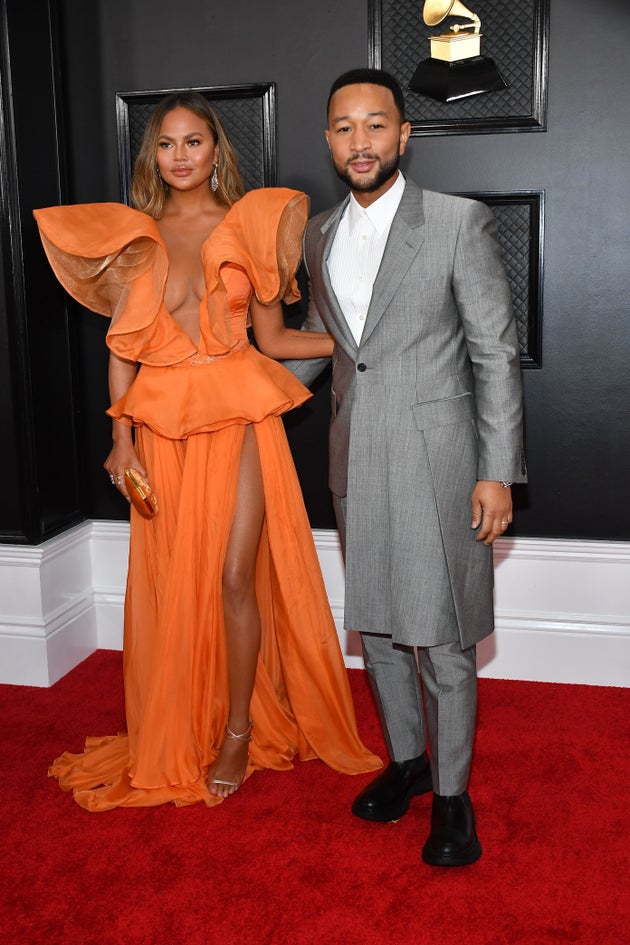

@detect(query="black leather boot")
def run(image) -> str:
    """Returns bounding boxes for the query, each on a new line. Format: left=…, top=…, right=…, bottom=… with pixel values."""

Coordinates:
left=351, top=753, right=432, bottom=822
left=421, top=791, right=482, bottom=866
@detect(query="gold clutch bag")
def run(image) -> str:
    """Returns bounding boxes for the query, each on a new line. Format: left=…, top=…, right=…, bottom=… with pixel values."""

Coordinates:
left=124, top=468, right=159, bottom=519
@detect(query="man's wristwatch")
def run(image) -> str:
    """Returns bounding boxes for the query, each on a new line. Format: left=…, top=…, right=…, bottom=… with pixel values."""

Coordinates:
left=498, top=481, right=513, bottom=488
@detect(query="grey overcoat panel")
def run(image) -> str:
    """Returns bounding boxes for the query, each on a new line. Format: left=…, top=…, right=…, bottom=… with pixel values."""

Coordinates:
left=284, top=178, right=526, bottom=649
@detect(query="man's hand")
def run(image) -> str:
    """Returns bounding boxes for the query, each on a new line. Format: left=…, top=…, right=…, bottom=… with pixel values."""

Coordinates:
left=471, top=480, right=512, bottom=545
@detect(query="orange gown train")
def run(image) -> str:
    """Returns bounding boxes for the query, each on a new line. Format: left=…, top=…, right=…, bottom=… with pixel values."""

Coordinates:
left=34, top=188, right=381, bottom=810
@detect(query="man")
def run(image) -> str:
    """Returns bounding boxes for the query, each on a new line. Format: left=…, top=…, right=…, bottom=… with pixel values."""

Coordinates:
left=285, top=68, right=526, bottom=866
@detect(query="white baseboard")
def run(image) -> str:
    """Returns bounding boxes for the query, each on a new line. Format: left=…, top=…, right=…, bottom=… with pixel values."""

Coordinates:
left=0, top=523, right=98, bottom=686
left=1, top=523, right=628, bottom=687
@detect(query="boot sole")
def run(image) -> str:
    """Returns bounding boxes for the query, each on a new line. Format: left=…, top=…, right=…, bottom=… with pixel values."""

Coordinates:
left=421, top=837, right=482, bottom=867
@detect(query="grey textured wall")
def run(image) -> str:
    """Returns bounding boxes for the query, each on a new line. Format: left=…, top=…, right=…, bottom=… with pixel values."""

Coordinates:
left=57, top=0, right=630, bottom=539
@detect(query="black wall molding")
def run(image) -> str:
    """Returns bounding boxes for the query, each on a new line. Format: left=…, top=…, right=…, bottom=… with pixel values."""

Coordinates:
left=369, top=0, right=549, bottom=136
left=455, top=191, right=544, bottom=368
left=116, top=83, right=278, bottom=203
left=0, top=0, right=83, bottom=543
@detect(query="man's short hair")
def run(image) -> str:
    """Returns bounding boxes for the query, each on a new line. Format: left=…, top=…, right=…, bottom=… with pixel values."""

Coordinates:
left=327, top=68, right=406, bottom=122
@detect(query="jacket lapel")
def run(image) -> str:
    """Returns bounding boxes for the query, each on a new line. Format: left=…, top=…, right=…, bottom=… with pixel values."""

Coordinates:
left=314, top=198, right=359, bottom=355
left=360, top=179, right=426, bottom=348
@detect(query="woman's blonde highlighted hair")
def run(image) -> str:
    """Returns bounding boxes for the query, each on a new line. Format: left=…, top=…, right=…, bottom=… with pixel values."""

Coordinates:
left=130, top=91, right=245, bottom=218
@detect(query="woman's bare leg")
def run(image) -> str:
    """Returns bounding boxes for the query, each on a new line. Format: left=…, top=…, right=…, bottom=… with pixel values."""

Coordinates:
left=207, top=425, right=265, bottom=797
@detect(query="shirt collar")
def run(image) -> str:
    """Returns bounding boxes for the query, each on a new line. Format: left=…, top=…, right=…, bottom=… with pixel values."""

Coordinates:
left=347, top=171, right=406, bottom=236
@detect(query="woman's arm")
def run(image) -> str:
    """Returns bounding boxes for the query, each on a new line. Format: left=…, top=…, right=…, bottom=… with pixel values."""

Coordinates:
left=249, top=296, right=334, bottom=359
left=103, top=352, right=146, bottom=497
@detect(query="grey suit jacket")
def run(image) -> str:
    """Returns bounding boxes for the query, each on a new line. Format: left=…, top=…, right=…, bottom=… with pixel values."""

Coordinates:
left=284, top=178, right=526, bottom=648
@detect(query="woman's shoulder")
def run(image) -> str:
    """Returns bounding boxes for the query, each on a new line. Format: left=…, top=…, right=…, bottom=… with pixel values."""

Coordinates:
left=226, top=187, right=308, bottom=222
left=33, top=202, right=160, bottom=255
left=206, top=188, right=309, bottom=307
left=217, top=187, right=309, bottom=254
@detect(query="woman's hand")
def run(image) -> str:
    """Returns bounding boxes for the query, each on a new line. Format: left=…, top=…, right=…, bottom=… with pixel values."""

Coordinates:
left=104, top=432, right=147, bottom=502
left=105, top=352, right=146, bottom=501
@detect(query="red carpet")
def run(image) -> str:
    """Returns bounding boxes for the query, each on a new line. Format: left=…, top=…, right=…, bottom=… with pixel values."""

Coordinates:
left=1, top=650, right=628, bottom=945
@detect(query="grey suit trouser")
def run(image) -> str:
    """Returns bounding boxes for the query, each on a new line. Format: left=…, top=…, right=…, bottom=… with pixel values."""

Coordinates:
left=360, top=633, right=476, bottom=796
left=334, top=494, right=478, bottom=797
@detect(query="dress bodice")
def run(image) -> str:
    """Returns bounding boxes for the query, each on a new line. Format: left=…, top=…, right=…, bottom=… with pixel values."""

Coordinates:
left=34, top=189, right=312, bottom=438
left=34, top=188, right=308, bottom=364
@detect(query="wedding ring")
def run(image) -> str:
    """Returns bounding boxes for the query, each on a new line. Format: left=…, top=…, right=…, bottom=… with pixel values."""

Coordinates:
left=115, top=477, right=123, bottom=485
left=501, top=521, right=509, bottom=525
left=109, top=475, right=115, bottom=484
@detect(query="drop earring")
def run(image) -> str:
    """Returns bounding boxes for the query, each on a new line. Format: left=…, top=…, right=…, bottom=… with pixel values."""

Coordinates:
left=211, top=163, right=219, bottom=192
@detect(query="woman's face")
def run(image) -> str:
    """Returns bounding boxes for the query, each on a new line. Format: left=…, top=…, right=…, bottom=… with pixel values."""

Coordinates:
left=156, top=107, right=219, bottom=193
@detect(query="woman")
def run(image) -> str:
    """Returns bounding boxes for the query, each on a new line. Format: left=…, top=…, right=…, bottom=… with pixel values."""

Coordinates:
left=35, top=91, right=380, bottom=810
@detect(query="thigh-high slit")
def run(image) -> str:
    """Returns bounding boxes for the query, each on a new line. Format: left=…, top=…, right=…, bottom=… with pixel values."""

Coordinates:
left=48, top=417, right=380, bottom=810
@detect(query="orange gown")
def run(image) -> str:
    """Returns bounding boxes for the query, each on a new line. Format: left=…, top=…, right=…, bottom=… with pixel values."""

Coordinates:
left=34, top=188, right=380, bottom=810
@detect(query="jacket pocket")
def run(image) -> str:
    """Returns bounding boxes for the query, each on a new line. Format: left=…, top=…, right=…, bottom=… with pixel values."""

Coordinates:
left=412, top=392, right=475, bottom=431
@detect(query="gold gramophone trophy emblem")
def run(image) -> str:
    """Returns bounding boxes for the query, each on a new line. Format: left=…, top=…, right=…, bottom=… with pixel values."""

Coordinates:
left=408, top=0, right=508, bottom=102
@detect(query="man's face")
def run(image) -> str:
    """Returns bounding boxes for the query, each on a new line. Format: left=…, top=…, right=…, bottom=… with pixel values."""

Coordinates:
left=325, top=83, right=410, bottom=206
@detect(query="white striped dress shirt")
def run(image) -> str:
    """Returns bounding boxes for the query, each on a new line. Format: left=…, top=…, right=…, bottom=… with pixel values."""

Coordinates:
left=327, top=171, right=406, bottom=345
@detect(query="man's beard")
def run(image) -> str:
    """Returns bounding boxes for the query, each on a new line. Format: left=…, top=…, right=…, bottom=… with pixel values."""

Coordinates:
left=333, top=152, right=400, bottom=193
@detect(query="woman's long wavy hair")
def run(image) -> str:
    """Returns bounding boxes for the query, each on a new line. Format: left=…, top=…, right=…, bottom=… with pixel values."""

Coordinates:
left=130, top=91, right=245, bottom=218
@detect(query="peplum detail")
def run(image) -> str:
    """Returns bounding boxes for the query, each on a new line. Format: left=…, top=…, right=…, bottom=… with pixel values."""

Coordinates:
left=108, top=343, right=311, bottom=439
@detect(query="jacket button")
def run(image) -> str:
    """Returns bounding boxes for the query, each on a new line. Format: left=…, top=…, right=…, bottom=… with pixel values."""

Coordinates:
left=357, top=363, right=367, bottom=372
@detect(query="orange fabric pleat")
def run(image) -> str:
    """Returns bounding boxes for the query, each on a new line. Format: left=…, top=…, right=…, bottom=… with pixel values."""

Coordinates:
left=49, top=417, right=381, bottom=810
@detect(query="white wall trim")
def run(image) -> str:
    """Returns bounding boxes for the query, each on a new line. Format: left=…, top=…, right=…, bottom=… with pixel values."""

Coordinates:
left=0, top=523, right=97, bottom=686
left=1, top=523, right=628, bottom=687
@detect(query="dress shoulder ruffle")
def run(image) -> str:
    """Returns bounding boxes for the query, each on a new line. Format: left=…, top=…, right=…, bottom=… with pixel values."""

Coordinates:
left=33, top=202, right=187, bottom=363
left=205, top=188, right=309, bottom=305
left=33, top=203, right=165, bottom=324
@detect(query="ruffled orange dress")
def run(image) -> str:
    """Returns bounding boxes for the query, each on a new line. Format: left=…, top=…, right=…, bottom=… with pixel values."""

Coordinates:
left=34, top=188, right=380, bottom=810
